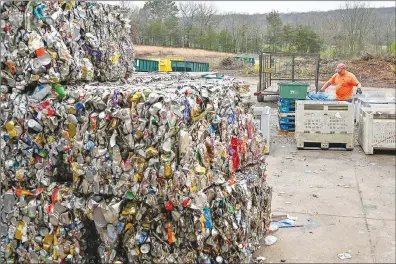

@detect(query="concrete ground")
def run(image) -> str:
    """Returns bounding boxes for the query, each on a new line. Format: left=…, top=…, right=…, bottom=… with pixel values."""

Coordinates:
left=239, top=78, right=395, bottom=263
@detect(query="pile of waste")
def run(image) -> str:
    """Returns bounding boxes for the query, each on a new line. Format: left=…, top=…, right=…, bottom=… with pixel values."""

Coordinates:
left=1, top=1, right=272, bottom=263
left=1, top=1, right=134, bottom=88
left=1, top=75, right=272, bottom=263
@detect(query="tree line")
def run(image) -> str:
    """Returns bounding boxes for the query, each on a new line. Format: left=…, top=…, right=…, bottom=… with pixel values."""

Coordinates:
left=120, top=1, right=396, bottom=59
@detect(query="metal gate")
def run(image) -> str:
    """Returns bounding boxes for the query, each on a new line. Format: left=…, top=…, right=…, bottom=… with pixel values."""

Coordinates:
left=255, top=52, right=320, bottom=102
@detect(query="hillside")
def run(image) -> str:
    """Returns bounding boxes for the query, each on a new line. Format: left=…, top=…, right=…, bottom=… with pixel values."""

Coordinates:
left=130, top=3, right=395, bottom=59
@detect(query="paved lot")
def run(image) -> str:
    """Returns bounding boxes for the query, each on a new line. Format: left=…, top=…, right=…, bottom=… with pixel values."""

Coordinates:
left=255, top=131, right=395, bottom=263
left=240, top=79, right=396, bottom=263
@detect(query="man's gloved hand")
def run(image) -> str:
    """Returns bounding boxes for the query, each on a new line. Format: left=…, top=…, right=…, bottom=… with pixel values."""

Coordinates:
left=356, top=83, right=362, bottom=94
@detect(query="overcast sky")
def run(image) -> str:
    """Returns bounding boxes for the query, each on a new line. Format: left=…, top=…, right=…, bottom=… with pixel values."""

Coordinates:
left=102, top=1, right=395, bottom=14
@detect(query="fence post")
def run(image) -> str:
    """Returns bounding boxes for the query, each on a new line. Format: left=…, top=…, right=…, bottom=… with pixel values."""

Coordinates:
left=315, top=55, right=320, bottom=92
left=291, top=55, right=295, bottom=82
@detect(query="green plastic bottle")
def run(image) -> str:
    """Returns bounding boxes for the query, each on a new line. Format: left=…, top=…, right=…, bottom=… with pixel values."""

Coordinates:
left=54, top=84, right=66, bottom=99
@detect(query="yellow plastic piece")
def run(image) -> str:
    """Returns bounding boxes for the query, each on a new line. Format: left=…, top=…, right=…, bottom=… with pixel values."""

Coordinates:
left=15, top=221, right=24, bottom=240
left=147, top=56, right=184, bottom=72
left=164, top=162, right=172, bottom=178
left=199, top=215, right=205, bottom=232
left=4, top=121, right=17, bottom=138
left=110, top=53, right=121, bottom=64
left=68, top=123, right=76, bottom=138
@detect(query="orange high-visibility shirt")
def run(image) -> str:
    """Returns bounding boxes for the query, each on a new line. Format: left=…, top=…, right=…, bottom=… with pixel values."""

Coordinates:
left=328, top=71, right=360, bottom=101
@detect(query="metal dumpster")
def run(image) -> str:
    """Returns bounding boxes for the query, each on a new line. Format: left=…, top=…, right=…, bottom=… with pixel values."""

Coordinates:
left=234, top=56, right=255, bottom=65
left=171, top=60, right=209, bottom=72
left=147, top=56, right=184, bottom=72
left=133, top=58, right=159, bottom=72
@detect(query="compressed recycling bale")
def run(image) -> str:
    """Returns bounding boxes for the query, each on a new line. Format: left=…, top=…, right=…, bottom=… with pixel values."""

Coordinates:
left=0, top=184, right=98, bottom=263
left=1, top=1, right=134, bottom=89
left=1, top=73, right=272, bottom=263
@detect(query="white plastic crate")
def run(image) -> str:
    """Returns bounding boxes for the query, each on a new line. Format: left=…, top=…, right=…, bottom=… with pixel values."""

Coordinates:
left=252, top=106, right=271, bottom=154
left=353, top=91, right=395, bottom=108
left=358, top=107, right=396, bottom=154
left=353, top=90, right=394, bottom=103
left=355, top=98, right=395, bottom=123
left=296, top=101, right=354, bottom=134
left=295, top=132, right=354, bottom=150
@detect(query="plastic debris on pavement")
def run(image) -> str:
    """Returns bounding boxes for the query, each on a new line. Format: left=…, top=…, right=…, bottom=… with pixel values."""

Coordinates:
left=338, top=252, right=352, bottom=259
left=264, top=235, right=277, bottom=246
left=0, top=70, right=273, bottom=263
left=1, top=1, right=134, bottom=88
left=271, top=217, right=298, bottom=228
left=255, top=256, right=266, bottom=262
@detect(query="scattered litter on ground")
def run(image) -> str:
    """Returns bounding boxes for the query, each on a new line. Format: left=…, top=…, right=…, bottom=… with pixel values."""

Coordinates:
left=338, top=252, right=352, bottom=259
left=264, top=235, right=278, bottom=246
left=269, top=224, right=279, bottom=233
left=337, top=184, right=352, bottom=188
left=271, top=216, right=303, bottom=229
left=255, top=256, right=266, bottom=262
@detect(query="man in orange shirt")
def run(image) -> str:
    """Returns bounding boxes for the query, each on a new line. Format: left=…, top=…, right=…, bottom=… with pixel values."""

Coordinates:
left=320, top=63, right=362, bottom=102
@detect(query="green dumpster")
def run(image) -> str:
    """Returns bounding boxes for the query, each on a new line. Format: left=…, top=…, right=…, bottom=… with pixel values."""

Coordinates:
left=234, top=56, right=255, bottom=65
left=278, top=82, right=309, bottom=99
left=133, top=58, right=159, bottom=72
left=171, top=60, right=209, bottom=72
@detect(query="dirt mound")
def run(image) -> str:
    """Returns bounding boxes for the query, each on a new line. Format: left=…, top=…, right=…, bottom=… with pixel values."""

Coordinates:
left=349, top=58, right=395, bottom=83
left=134, top=45, right=231, bottom=64
left=220, top=57, right=234, bottom=67
left=217, top=57, right=246, bottom=70
left=320, top=57, right=395, bottom=86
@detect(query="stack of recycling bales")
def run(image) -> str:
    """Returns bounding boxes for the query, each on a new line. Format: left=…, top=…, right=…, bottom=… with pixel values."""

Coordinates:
left=1, top=76, right=272, bottom=263
left=0, top=2, right=272, bottom=264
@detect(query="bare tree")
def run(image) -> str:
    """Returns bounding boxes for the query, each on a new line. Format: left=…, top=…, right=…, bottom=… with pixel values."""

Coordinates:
left=179, top=2, right=199, bottom=47
left=384, top=14, right=396, bottom=54
left=128, top=5, right=147, bottom=44
left=195, top=2, right=219, bottom=48
left=196, top=2, right=218, bottom=29
left=340, top=1, right=374, bottom=57
left=222, top=12, right=242, bottom=53
left=119, top=0, right=133, bottom=9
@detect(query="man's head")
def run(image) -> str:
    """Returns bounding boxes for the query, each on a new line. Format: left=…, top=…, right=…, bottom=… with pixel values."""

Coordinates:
left=335, top=63, right=346, bottom=75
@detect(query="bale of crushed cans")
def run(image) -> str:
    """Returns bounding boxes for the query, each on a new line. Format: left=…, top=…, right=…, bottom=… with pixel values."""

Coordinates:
left=0, top=72, right=272, bottom=263
left=1, top=1, right=134, bottom=88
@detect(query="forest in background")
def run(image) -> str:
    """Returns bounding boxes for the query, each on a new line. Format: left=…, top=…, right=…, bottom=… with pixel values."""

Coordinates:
left=119, top=1, right=396, bottom=59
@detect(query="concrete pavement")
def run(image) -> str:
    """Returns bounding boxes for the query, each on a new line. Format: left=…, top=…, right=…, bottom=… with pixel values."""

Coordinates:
left=253, top=107, right=395, bottom=263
